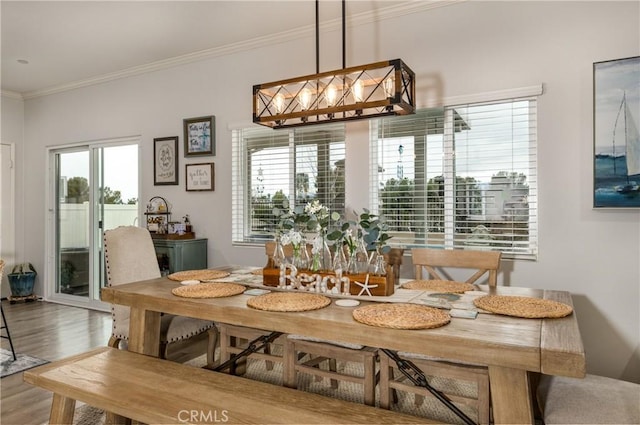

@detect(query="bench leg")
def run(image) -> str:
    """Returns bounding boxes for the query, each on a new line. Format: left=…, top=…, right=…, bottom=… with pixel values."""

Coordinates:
left=49, top=394, right=76, bottom=424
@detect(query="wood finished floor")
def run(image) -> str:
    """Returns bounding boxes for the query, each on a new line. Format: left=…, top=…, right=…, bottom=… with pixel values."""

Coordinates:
left=1, top=300, right=112, bottom=425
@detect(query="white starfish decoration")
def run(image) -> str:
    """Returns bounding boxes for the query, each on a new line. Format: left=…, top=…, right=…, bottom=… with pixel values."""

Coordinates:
left=353, top=274, right=378, bottom=296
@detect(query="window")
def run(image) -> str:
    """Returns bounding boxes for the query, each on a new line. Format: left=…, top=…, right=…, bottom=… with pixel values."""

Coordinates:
left=232, top=124, right=345, bottom=244
left=371, top=97, right=538, bottom=259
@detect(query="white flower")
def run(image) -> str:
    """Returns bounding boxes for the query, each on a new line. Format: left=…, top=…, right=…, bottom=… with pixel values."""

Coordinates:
left=304, top=200, right=322, bottom=214
left=305, top=200, right=329, bottom=220
left=344, top=228, right=357, bottom=251
left=281, top=229, right=302, bottom=247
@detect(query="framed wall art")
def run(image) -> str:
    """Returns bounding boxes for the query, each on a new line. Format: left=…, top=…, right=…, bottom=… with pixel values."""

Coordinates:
left=184, top=115, right=215, bottom=156
left=154, top=136, right=179, bottom=185
left=186, top=162, right=214, bottom=191
left=593, top=56, right=640, bottom=208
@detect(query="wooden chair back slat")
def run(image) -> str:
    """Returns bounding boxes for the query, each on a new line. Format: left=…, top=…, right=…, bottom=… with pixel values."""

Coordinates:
left=412, top=248, right=501, bottom=286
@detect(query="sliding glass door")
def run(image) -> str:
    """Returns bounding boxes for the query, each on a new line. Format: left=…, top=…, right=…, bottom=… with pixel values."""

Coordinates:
left=49, top=140, right=139, bottom=309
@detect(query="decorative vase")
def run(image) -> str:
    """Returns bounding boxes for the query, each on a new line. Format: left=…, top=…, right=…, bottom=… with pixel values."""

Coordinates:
left=354, top=238, right=370, bottom=273
left=310, top=235, right=331, bottom=272
left=369, top=249, right=387, bottom=276
left=8, top=272, right=36, bottom=297
left=332, top=244, right=347, bottom=275
left=292, top=244, right=309, bottom=270
left=273, top=237, right=286, bottom=267
left=346, top=246, right=358, bottom=274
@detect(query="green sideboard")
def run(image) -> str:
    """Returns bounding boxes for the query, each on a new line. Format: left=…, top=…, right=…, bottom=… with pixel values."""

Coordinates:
left=152, top=238, right=208, bottom=275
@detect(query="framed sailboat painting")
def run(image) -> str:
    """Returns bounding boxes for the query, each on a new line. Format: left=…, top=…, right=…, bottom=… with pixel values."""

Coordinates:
left=593, top=56, right=640, bottom=208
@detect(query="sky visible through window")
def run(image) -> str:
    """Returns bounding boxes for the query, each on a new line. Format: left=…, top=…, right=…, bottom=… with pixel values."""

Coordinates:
left=251, top=143, right=345, bottom=199
left=60, top=145, right=138, bottom=203
left=378, top=102, right=532, bottom=184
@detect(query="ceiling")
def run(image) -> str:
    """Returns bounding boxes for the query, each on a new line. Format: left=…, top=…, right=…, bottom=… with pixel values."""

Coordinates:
left=1, top=0, right=436, bottom=99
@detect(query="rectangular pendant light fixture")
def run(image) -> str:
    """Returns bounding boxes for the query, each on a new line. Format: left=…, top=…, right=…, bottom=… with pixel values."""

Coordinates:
left=253, top=58, right=415, bottom=129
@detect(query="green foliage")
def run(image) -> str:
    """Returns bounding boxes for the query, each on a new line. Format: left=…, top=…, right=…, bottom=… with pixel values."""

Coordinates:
left=60, top=260, right=76, bottom=288
left=66, top=177, right=90, bottom=203
left=380, top=177, right=414, bottom=231
left=64, top=177, right=128, bottom=205
left=102, top=186, right=123, bottom=204
left=11, top=262, right=37, bottom=275
left=358, top=210, right=392, bottom=253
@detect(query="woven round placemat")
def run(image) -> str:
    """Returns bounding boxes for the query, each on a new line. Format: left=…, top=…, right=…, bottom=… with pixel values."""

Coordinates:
left=473, top=295, right=573, bottom=318
left=167, top=269, right=230, bottom=282
left=247, top=292, right=331, bottom=312
left=352, top=303, right=451, bottom=330
left=402, top=279, right=475, bottom=293
left=171, top=282, right=246, bottom=298
left=250, top=269, right=264, bottom=275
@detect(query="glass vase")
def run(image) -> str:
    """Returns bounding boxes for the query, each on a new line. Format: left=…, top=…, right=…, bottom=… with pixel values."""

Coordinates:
left=354, top=238, right=370, bottom=274
left=273, top=236, right=286, bottom=268
left=310, top=236, right=331, bottom=272
left=369, top=248, right=387, bottom=276
left=292, top=244, right=309, bottom=270
left=332, top=243, right=347, bottom=275
left=346, top=246, right=358, bottom=274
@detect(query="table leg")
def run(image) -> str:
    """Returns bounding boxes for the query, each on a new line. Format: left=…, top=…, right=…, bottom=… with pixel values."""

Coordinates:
left=105, top=411, right=132, bottom=424
left=489, top=365, right=535, bottom=424
left=128, top=307, right=161, bottom=356
left=49, top=393, right=75, bottom=424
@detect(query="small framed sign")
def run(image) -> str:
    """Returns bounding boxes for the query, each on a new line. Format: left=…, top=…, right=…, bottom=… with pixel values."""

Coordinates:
left=184, top=115, right=215, bottom=156
left=154, top=136, right=179, bottom=185
left=186, top=162, right=214, bottom=191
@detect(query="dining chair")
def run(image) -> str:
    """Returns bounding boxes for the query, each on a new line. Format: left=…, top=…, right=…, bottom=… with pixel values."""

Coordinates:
left=215, top=242, right=291, bottom=378
left=103, top=226, right=217, bottom=367
left=378, top=247, right=502, bottom=424
left=218, top=323, right=286, bottom=377
left=282, top=247, right=404, bottom=407
left=536, top=374, right=640, bottom=424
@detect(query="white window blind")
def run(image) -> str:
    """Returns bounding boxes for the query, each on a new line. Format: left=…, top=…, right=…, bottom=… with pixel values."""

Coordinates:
left=232, top=124, right=345, bottom=244
left=371, top=98, right=538, bottom=259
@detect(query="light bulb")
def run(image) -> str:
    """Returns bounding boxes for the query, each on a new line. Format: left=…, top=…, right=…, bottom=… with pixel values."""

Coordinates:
left=352, top=79, right=364, bottom=103
left=325, top=84, right=338, bottom=107
left=298, top=88, right=312, bottom=111
left=273, top=93, right=285, bottom=114
left=383, top=76, right=395, bottom=98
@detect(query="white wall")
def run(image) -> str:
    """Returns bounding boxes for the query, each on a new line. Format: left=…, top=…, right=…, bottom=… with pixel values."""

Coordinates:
left=10, top=1, right=640, bottom=381
left=0, top=94, right=24, bottom=297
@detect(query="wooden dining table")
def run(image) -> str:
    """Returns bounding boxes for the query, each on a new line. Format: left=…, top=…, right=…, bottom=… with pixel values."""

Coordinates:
left=101, top=271, right=585, bottom=425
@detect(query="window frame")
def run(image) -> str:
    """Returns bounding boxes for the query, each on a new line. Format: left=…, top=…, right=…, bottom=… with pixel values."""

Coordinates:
left=232, top=124, right=346, bottom=245
left=369, top=95, right=539, bottom=260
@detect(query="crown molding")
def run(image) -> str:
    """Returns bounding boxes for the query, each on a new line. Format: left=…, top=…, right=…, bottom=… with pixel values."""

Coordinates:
left=420, top=84, right=544, bottom=109
left=22, top=0, right=464, bottom=100
left=1, top=90, right=24, bottom=100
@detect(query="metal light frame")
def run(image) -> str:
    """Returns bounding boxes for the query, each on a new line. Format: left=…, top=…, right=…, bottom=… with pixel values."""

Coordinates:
left=253, top=59, right=415, bottom=129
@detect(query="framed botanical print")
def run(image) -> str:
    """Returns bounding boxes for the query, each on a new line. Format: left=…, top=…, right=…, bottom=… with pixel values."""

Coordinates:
left=154, top=136, right=179, bottom=185
left=593, top=56, right=640, bottom=208
left=186, top=162, right=214, bottom=191
left=184, top=115, right=215, bottom=156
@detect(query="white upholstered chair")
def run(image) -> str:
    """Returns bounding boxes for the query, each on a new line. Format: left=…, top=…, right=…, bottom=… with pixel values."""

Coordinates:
left=378, top=248, right=502, bottom=424
left=536, top=374, right=640, bottom=424
left=103, top=226, right=217, bottom=367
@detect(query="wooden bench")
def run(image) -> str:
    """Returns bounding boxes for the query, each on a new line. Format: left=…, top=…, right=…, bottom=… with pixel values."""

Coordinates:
left=24, top=346, right=435, bottom=424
